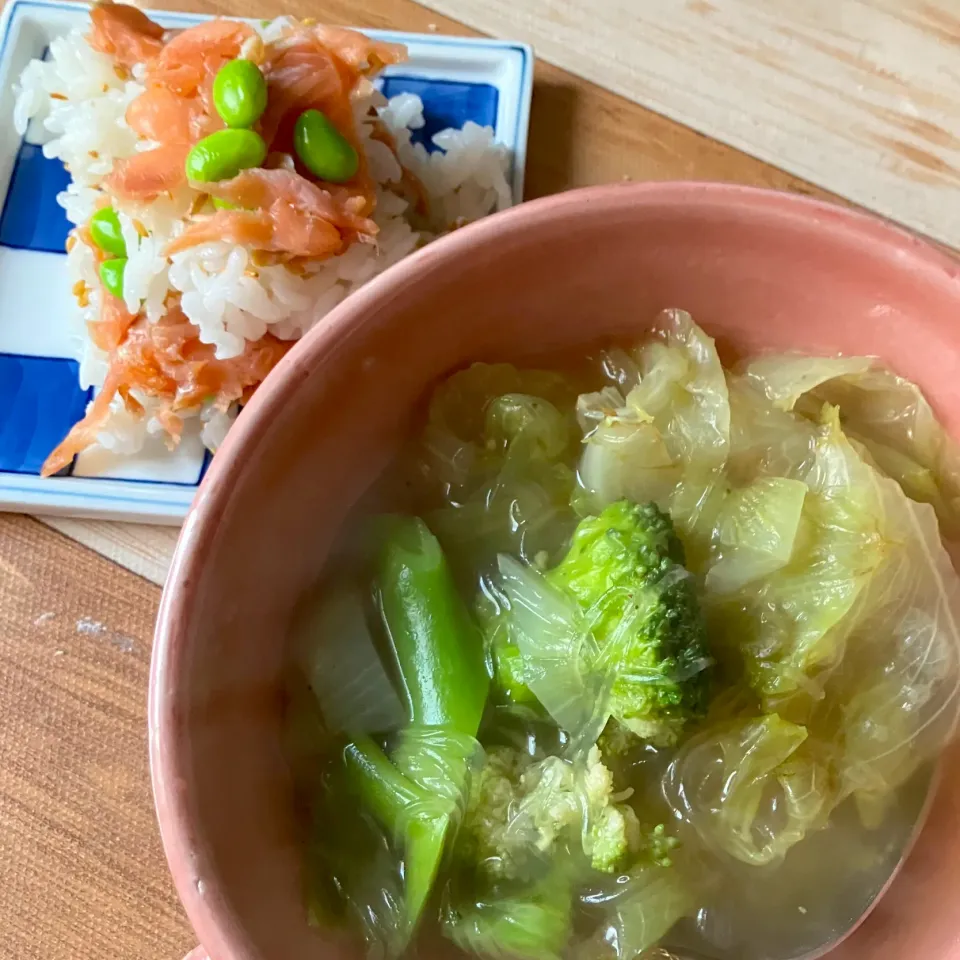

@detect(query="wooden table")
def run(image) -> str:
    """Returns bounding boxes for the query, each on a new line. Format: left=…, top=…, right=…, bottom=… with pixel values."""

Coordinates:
left=0, top=0, right=950, bottom=956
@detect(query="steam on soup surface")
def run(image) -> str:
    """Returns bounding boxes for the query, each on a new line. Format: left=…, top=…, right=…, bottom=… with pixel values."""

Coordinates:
left=284, top=310, right=960, bottom=960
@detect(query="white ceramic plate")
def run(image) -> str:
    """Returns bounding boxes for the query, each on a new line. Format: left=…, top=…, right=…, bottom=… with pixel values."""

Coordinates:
left=0, top=0, right=533, bottom=523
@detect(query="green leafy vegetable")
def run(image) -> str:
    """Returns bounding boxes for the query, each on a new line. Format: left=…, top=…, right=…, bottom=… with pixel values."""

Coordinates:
left=743, top=355, right=960, bottom=540
left=662, top=715, right=832, bottom=865
left=705, top=478, right=808, bottom=595
left=811, top=367, right=960, bottom=540
left=412, top=364, right=582, bottom=571
left=579, top=862, right=692, bottom=960
left=578, top=310, right=730, bottom=532
left=715, top=408, right=890, bottom=706
left=495, top=554, right=603, bottom=745
left=443, top=868, right=575, bottom=960
left=726, top=376, right=818, bottom=484
left=744, top=354, right=874, bottom=411
left=809, top=464, right=960, bottom=823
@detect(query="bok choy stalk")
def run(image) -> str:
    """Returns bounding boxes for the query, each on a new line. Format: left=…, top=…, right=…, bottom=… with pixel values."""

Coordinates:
left=345, top=517, right=490, bottom=946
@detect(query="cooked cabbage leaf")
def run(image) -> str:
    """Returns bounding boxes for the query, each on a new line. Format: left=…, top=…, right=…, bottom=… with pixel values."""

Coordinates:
left=662, top=714, right=832, bottom=866
left=811, top=368, right=960, bottom=540
left=579, top=863, right=692, bottom=960
left=705, top=477, right=807, bottom=595
left=415, top=364, right=582, bottom=571
left=743, top=355, right=960, bottom=540
left=496, top=554, right=604, bottom=744
left=745, top=354, right=873, bottom=411
left=726, top=376, right=818, bottom=484
left=713, top=407, right=889, bottom=706
left=577, top=388, right=680, bottom=513
left=577, top=310, right=730, bottom=537
left=809, top=471, right=960, bottom=823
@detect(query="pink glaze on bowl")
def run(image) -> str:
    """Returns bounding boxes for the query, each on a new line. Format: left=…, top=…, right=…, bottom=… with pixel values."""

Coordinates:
left=150, top=182, right=960, bottom=960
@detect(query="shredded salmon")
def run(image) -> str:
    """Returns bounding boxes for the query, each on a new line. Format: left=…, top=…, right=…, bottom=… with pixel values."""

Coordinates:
left=105, top=141, right=192, bottom=201
left=42, top=304, right=292, bottom=477
left=149, top=19, right=255, bottom=98
left=98, top=11, right=249, bottom=199
left=47, top=5, right=411, bottom=473
left=89, top=292, right=136, bottom=352
left=89, top=1, right=164, bottom=68
left=167, top=168, right=378, bottom=256
left=42, top=369, right=126, bottom=476
left=310, top=24, right=406, bottom=75
left=125, top=85, right=212, bottom=143
left=257, top=29, right=388, bottom=212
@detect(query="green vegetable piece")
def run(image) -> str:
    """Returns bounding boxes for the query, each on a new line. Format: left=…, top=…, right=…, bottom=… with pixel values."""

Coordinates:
left=547, top=500, right=711, bottom=746
left=212, top=58, right=268, bottom=128
left=460, top=744, right=636, bottom=880
left=377, top=517, right=488, bottom=733
left=344, top=737, right=425, bottom=833
left=586, top=864, right=692, bottom=958
left=443, top=871, right=574, bottom=960
left=344, top=735, right=459, bottom=938
left=99, top=257, right=127, bottom=300
left=89, top=207, right=126, bottom=257
left=294, top=108, right=359, bottom=183
left=342, top=522, right=490, bottom=944
left=185, top=128, right=267, bottom=183
left=211, top=197, right=237, bottom=210
left=488, top=500, right=711, bottom=748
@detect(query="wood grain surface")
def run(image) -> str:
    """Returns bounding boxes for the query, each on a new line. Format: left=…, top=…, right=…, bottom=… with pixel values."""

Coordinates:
left=28, top=0, right=834, bottom=587
left=0, top=0, right=863, bottom=956
left=0, top=515, right=192, bottom=959
left=423, top=0, right=960, bottom=249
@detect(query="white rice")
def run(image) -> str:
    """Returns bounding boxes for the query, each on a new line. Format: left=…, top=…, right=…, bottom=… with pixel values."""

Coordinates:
left=13, top=17, right=513, bottom=459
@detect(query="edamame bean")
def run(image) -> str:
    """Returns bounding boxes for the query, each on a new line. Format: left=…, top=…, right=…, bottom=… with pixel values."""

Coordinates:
left=213, top=59, right=268, bottom=129
left=99, top=258, right=127, bottom=300
left=185, top=129, right=267, bottom=183
left=293, top=109, right=359, bottom=183
left=89, top=207, right=126, bottom=258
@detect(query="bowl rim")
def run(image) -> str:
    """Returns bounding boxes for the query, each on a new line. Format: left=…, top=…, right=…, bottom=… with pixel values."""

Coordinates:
left=149, top=180, right=960, bottom=960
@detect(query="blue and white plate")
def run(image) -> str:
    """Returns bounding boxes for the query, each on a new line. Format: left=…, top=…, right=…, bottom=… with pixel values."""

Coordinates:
left=0, top=0, right=533, bottom=523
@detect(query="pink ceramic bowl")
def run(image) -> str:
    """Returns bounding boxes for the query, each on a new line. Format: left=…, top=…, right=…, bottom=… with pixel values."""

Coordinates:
left=150, top=182, right=960, bottom=960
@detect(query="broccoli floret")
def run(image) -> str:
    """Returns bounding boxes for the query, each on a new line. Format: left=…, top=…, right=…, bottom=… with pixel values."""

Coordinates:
left=635, top=822, right=681, bottom=869
left=461, top=745, right=639, bottom=878
left=488, top=500, right=711, bottom=745
left=547, top=500, right=710, bottom=745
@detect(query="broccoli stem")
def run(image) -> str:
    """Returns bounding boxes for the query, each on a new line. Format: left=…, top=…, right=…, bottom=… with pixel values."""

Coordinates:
left=378, top=516, right=488, bottom=733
